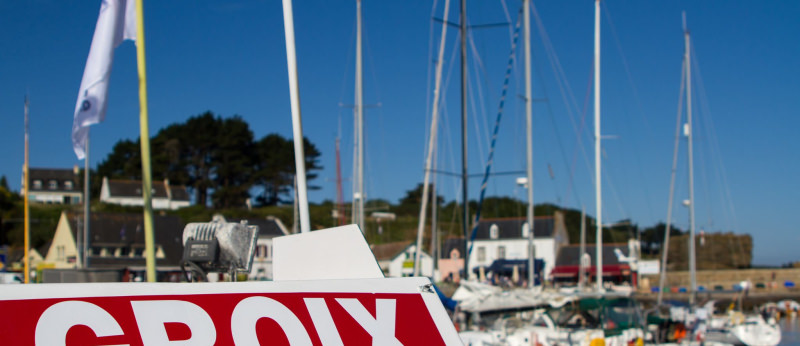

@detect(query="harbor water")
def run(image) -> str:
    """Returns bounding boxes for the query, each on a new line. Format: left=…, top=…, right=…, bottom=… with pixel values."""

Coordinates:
left=781, top=316, right=800, bottom=345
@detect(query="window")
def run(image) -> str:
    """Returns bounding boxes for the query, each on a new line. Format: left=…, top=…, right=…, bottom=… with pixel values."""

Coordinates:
left=498, top=246, right=506, bottom=259
left=56, top=246, right=65, bottom=261
left=33, top=180, right=42, bottom=189
left=477, top=247, right=486, bottom=262
left=490, top=224, right=499, bottom=239
left=64, top=181, right=73, bottom=190
left=450, top=248, right=460, bottom=259
left=48, top=180, right=58, bottom=190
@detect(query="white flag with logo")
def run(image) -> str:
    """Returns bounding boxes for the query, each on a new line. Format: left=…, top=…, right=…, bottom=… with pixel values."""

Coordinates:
left=72, top=0, right=136, bottom=159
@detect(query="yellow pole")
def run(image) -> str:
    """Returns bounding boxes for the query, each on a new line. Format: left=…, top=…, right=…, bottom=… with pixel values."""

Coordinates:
left=134, top=0, right=156, bottom=282
left=23, top=96, right=30, bottom=284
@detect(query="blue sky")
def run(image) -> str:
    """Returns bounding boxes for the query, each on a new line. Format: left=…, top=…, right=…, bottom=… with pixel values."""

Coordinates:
left=0, top=1, right=798, bottom=265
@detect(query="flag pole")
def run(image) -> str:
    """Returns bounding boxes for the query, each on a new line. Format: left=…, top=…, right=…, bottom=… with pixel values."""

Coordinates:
left=83, top=132, right=90, bottom=268
left=134, top=0, right=156, bottom=281
left=23, top=96, right=30, bottom=284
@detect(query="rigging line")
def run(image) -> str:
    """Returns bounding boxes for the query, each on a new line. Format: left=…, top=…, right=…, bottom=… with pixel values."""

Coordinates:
left=467, top=27, right=497, bottom=152
left=466, top=34, right=490, bottom=161
left=696, top=137, right=715, bottom=229
left=566, top=65, right=595, bottom=206
left=438, top=32, right=463, bottom=198
left=601, top=1, right=656, bottom=222
left=531, top=38, right=582, bottom=207
left=363, top=19, right=389, bottom=200
left=499, top=0, right=513, bottom=42
left=658, top=57, right=686, bottom=305
left=467, top=7, right=523, bottom=257
left=691, top=47, right=738, bottom=231
left=600, top=1, right=652, bottom=134
left=601, top=155, right=629, bottom=226
left=337, top=20, right=357, bottom=196
left=530, top=3, right=595, bottom=191
left=531, top=3, right=593, bottom=140
left=423, top=0, right=440, bottom=161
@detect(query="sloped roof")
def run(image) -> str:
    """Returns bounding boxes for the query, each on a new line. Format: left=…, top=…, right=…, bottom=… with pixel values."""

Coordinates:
left=441, top=238, right=466, bottom=259
left=66, top=212, right=185, bottom=268
left=28, top=168, right=79, bottom=192
left=105, top=179, right=190, bottom=201
left=107, top=179, right=169, bottom=198
left=554, top=244, right=630, bottom=267
left=370, top=241, right=413, bottom=261
left=226, top=217, right=288, bottom=238
left=474, top=216, right=556, bottom=240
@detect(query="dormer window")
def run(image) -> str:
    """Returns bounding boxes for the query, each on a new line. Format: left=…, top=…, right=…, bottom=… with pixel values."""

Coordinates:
left=48, top=180, right=58, bottom=190
left=64, top=181, right=73, bottom=190
left=522, top=222, right=530, bottom=238
left=490, top=224, right=499, bottom=239
left=33, top=180, right=42, bottom=189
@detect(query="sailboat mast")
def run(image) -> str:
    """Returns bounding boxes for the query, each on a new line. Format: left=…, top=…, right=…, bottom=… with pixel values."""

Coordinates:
left=355, top=0, right=365, bottom=232
left=336, top=138, right=345, bottom=226
left=460, top=0, right=470, bottom=280
left=576, top=207, right=585, bottom=289
left=413, top=0, right=450, bottom=277
left=657, top=33, right=688, bottom=305
left=684, top=12, right=698, bottom=305
left=281, top=0, right=311, bottom=233
left=523, top=0, right=535, bottom=288
left=594, top=0, right=603, bottom=292
left=23, top=96, right=30, bottom=284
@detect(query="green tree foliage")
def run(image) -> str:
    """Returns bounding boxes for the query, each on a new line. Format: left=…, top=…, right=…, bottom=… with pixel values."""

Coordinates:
left=396, top=183, right=445, bottom=216
left=96, top=111, right=323, bottom=209
left=251, top=135, right=322, bottom=206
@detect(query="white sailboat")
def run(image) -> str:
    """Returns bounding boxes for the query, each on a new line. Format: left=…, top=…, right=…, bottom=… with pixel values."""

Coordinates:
left=459, top=1, right=649, bottom=345
left=652, top=12, right=780, bottom=346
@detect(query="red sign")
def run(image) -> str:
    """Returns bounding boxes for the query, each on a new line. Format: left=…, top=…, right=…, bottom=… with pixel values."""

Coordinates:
left=0, top=277, right=459, bottom=345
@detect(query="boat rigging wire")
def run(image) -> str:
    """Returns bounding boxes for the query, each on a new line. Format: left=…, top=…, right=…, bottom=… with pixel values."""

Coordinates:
left=467, top=7, right=523, bottom=257
left=602, top=1, right=656, bottom=222
left=691, top=46, right=738, bottom=231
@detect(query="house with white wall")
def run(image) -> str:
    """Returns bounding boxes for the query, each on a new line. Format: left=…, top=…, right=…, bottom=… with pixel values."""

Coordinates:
left=370, top=241, right=433, bottom=277
left=23, top=167, right=82, bottom=205
left=100, top=177, right=191, bottom=210
left=466, top=211, right=569, bottom=281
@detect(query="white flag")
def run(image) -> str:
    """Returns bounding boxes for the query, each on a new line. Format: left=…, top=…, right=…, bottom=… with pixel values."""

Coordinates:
left=72, top=0, right=136, bottom=159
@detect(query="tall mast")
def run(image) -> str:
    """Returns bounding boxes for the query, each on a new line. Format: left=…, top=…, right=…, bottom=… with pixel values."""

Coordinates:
left=684, top=12, right=697, bottom=305
left=281, top=0, right=311, bottom=233
left=578, top=206, right=587, bottom=290
left=594, top=0, right=603, bottom=292
left=354, top=0, right=366, bottom=232
left=82, top=133, right=90, bottom=268
left=460, top=0, right=470, bottom=281
left=523, top=0, right=535, bottom=288
left=657, top=22, right=688, bottom=305
left=414, top=0, right=450, bottom=276
left=335, top=137, right=346, bottom=226
left=23, top=96, right=30, bottom=284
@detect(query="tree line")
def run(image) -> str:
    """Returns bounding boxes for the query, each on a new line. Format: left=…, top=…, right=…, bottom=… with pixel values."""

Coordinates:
left=96, top=111, right=322, bottom=208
